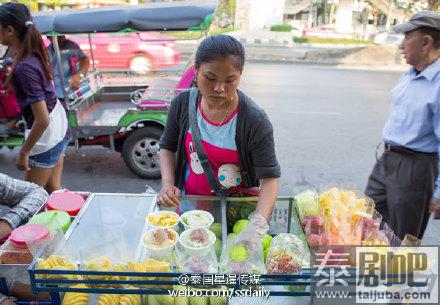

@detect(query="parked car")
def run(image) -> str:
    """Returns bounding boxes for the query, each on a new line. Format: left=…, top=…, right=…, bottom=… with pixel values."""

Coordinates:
left=372, top=31, right=404, bottom=45
left=45, top=32, right=181, bottom=73
left=302, top=25, right=353, bottom=39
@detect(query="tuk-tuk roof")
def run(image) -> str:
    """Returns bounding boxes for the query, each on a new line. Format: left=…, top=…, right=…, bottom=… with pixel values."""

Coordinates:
left=33, top=1, right=217, bottom=34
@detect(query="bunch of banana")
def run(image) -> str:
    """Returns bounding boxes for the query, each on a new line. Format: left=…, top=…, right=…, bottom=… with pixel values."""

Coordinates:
left=120, top=294, right=141, bottom=305
left=61, top=284, right=89, bottom=305
left=113, top=263, right=128, bottom=281
left=97, top=293, right=121, bottom=305
left=83, top=256, right=113, bottom=281
left=36, top=255, right=80, bottom=279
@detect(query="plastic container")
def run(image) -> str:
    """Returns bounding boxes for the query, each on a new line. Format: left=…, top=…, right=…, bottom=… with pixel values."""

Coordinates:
left=180, top=210, right=214, bottom=230
left=143, top=228, right=178, bottom=259
left=46, top=190, right=85, bottom=216
left=147, top=210, right=180, bottom=231
left=178, top=228, right=216, bottom=257
left=0, top=224, right=50, bottom=264
left=0, top=239, right=33, bottom=264
left=29, top=210, right=72, bottom=233
left=10, top=224, right=51, bottom=248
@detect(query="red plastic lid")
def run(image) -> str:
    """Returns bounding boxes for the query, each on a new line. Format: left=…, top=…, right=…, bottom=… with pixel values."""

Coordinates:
left=46, top=191, right=85, bottom=216
left=10, top=224, right=50, bottom=246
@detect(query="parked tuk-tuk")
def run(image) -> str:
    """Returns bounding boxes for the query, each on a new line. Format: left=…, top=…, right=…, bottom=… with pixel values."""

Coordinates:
left=0, top=2, right=216, bottom=179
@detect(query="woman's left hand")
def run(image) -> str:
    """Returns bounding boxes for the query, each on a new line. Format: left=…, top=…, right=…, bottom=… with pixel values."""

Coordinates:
left=16, top=151, right=30, bottom=171
left=70, top=73, right=81, bottom=90
left=235, top=212, right=269, bottom=252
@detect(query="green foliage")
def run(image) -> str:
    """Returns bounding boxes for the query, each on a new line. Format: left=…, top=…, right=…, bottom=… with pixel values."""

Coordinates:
left=164, top=27, right=235, bottom=40
left=270, top=24, right=293, bottom=32
left=293, top=37, right=373, bottom=44
left=217, top=0, right=236, bottom=16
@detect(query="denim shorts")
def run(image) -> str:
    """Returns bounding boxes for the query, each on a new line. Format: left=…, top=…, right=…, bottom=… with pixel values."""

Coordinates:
left=28, top=138, right=70, bottom=169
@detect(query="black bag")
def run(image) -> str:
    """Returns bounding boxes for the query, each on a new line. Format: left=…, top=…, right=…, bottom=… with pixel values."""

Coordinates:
left=188, top=88, right=225, bottom=196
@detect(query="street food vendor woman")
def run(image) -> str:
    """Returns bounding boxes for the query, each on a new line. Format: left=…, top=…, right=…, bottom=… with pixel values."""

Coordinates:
left=158, top=35, right=281, bottom=234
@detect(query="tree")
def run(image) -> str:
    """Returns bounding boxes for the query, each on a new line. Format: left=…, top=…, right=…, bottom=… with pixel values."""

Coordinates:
left=428, top=0, right=440, bottom=11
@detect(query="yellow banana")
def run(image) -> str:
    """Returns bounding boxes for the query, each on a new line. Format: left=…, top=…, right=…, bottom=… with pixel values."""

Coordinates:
left=61, top=284, right=88, bottom=305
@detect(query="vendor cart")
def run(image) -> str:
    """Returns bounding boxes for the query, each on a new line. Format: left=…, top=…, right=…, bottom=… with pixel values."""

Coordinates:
left=22, top=194, right=315, bottom=305
left=0, top=1, right=214, bottom=179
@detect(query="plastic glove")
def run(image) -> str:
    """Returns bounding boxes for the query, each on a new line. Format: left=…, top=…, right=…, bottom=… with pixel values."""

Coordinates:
left=235, top=212, right=269, bottom=253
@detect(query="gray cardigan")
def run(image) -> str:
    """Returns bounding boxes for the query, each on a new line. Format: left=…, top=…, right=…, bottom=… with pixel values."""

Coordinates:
left=159, top=89, right=281, bottom=189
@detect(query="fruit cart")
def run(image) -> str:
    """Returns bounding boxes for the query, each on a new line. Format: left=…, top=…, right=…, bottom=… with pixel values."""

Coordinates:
left=25, top=193, right=316, bottom=305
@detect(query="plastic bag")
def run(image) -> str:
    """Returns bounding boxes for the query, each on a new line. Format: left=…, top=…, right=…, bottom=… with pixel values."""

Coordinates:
left=265, top=233, right=304, bottom=274
left=143, top=228, right=178, bottom=264
left=295, top=190, right=320, bottom=221
left=175, top=228, right=218, bottom=273
left=220, top=231, right=265, bottom=274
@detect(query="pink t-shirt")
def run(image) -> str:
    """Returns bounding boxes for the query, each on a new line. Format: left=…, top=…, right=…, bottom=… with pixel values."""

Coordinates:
left=184, top=104, right=242, bottom=196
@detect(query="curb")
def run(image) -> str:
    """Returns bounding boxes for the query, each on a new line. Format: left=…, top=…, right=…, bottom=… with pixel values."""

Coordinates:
left=245, top=56, right=408, bottom=71
left=238, top=37, right=294, bottom=47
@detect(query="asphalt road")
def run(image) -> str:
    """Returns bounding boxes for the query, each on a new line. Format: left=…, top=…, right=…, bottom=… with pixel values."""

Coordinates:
left=1, top=62, right=439, bottom=245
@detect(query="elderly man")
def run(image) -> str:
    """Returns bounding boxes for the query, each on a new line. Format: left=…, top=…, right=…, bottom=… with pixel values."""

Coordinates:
left=365, top=11, right=440, bottom=240
left=0, top=173, right=48, bottom=305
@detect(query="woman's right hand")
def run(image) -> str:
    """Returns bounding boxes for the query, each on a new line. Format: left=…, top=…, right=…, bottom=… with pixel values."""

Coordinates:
left=157, top=183, right=180, bottom=207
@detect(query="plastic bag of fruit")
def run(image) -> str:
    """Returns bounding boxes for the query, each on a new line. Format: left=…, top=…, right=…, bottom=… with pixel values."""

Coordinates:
left=295, top=190, right=320, bottom=222
left=220, top=213, right=268, bottom=274
left=265, top=233, right=304, bottom=274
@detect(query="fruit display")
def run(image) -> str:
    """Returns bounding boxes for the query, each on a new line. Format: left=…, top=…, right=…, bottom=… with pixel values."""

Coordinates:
left=176, top=228, right=218, bottom=273
left=266, top=252, right=302, bottom=274
left=61, top=284, right=89, bottom=305
left=209, top=223, right=222, bottom=239
left=120, top=294, right=141, bottom=305
left=127, top=258, right=171, bottom=273
left=228, top=244, right=248, bottom=262
left=214, top=239, right=222, bottom=258
left=295, top=188, right=400, bottom=248
left=295, top=190, right=320, bottom=220
left=148, top=211, right=180, bottom=228
left=182, top=256, right=217, bottom=273
left=226, top=203, right=256, bottom=231
left=265, top=234, right=304, bottom=275
left=232, top=219, right=248, bottom=234
left=83, top=256, right=114, bottom=281
left=97, top=293, right=121, bottom=305
left=144, top=228, right=178, bottom=249
left=221, top=237, right=265, bottom=274
left=36, top=255, right=80, bottom=279
left=180, top=228, right=216, bottom=249
left=181, top=210, right=214, bottom=230
left=144, top=286, right=228, bottom=305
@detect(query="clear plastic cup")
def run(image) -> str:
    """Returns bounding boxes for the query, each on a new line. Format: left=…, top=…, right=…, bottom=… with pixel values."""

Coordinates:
left=146, top=210, right=180, bottom=231
left=178, top=228, right=216, bottom=257
left=180, top=210, right=214, bottom=230
left=143, top=228, right=178, bottom=260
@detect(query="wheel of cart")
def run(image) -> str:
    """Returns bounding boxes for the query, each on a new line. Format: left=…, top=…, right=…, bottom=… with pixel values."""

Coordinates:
left=13, top=2, right=212, bottom=179
left=122, top=65, right=196, bottom=179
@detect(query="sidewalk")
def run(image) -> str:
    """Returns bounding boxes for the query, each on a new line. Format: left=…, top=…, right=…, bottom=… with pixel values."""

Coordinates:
left=225, top=30, right=407, bottom=70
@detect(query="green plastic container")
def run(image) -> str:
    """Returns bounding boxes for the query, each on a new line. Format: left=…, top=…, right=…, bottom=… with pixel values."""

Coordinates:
left=29, top=210, right=72, bottom=233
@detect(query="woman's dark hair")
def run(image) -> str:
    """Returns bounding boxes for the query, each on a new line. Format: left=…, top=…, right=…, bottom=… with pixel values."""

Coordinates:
left=418, top=26, right=440, bottom=49
left=195, top=34, right=245, bottom=72
left=0, top=2, right=53, bottom=88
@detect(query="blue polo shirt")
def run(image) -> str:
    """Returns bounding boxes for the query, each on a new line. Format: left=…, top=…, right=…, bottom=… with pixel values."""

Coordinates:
left=47, top=39, right=87, bottom=100
left=383, top=56, right=440, bottom=198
